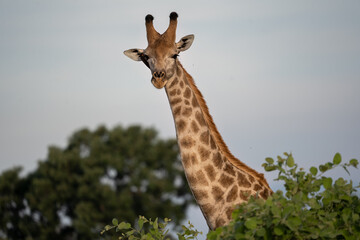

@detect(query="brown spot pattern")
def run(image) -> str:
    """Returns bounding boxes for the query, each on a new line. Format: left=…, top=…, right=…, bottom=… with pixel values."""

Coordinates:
left=193, top=189, right=208, bottom=202
left=168, top=78, right=179, bottom=88
left=254, top=184, right=262, bottom=191
left=169, top=89, right=177, bottom=96
left=219, top=174, right=234, bottom=188
left=182, top=154, right=191, bottom=168
left=192, top=94, right=199, bottom=108
left=237, top=172, right=251, bottom=188
left=204, top=164, right=216, bottom=181
left=190, top=154, right=198, bottom=165
left=226, top=207, right=234, bottom=220
left=260, top=189, right=269, bottom=199
left=248, top=175, right=255, bottom=183
left=212, top=152, right=223, bottom=169
left=196, top=170, right=209, bottom=186
left=211, top=186, right=224, bottom=201
left=200, top=131, right=210, bottom=145
left=187, top=173, right=197, bottom=186
left=224, top=163, right=236, bottom=176
left=240, top=190, right=251, bottom=201
left=191, top=120, right=199, bottom=133
left=215, top=218, right=226, bottom=228
left=176, top=119, right=186, bottom=133
left=182, top=107, right=192, bottom=117
left=173, top=106, right=181, bottom=117
left=184, top=100, right=190, bottom=105
left=198, top=146, right=210, bottom=162
left=226, top=185, right=238, bottom=202
left=180, top=136, right=195, bottom=149
left=202, top=203, right=214, bottom=216
left=210, top=136, right=216, bottom=150
left=180, top=80, right=184, bottom=88
left=195, top=111, right=206, bottom=126
left=183, top=87, right=191, bottom=99
left=198, top=146, right=210, bottom=161
left=170, top=97, right=182, bottom=106
left=177, top=89, right=181, bottom=95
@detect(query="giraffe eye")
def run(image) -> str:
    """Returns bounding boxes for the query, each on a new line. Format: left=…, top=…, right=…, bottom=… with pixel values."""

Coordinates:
left=172, top=54, right=179, bottom=59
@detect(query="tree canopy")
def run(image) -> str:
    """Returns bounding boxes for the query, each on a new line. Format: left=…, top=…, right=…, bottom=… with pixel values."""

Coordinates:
left=0, top=125, right=194, bottom=240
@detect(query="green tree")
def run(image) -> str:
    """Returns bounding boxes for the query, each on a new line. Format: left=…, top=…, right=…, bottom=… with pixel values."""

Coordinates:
left=0, top=125, right=194, bottom=240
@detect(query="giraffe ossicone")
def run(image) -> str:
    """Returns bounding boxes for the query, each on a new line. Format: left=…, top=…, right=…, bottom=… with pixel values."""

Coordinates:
left=124, top=12, right=272, bottom=230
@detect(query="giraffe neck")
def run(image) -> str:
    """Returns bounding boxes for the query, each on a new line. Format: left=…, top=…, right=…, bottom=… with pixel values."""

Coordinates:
left=164, top=62, right=272, bottom=229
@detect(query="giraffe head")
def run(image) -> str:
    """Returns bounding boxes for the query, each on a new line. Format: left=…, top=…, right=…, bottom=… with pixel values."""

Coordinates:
left=124, top=12, right=194, bottom=89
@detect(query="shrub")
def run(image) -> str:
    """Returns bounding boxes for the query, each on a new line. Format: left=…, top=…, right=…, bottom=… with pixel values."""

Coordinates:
left=102, top=153, right=359, bottom=239
left=208, top=153, right=359, bottom=240
left=101, top=216, right=202, bottom=240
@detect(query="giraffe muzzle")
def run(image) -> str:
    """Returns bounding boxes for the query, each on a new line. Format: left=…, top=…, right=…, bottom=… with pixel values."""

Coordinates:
left=151, top=71, right=168, bottom=89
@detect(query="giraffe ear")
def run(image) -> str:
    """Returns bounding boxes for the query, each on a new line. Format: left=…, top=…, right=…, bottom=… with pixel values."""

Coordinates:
left=124, top=48, right=144, bottom=61
left=176, top=35, right=194, bottom=52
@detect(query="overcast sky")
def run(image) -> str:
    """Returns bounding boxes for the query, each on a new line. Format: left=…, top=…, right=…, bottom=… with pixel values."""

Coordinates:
left=1, top=1, right=359, bottom=237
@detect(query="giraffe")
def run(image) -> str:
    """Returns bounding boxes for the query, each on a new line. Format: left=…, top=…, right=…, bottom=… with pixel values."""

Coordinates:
left=124, top=12, right=272, bottom=230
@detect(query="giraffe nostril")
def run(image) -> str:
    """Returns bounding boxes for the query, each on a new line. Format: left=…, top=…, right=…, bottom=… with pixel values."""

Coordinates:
left=153, top=71, right=166, bottom=79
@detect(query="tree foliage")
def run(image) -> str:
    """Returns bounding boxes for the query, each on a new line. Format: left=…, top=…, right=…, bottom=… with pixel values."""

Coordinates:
left=0, top=125, right=194, bottom=240
left=208, top=153, right=360, bottom=240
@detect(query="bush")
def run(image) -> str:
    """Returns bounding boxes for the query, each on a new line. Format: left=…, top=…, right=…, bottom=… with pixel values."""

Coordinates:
left=208, top=153, right=359, bottom=240
left=101, top=216, right=202, bottom=240
left=103, top=153, right=359, bottom=240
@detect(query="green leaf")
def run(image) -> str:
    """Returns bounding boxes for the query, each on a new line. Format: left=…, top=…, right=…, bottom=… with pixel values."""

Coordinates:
left=245, top=218, right=257, bottom=230
left=177, top=233, right=186, bottom=240
left=265, top=165, right=277, bottom=171
left=350, top=159, right=358, bottom=168
left=342, top=208, right=351, bottom=222
left=335, top=178, right=346, bottom=187
left=310, top=167, right=318, bottom=176
left=323, top=177, right=333, bottom=190
left=128, top=235, right=136, bottom=240
left=319, top=164, right=327, bottom=172
left=256, top=227, right=266, bottom=237
left=104, top=225, right=113, bottom=231
left=153, top=218, right=158, bottom=230
left=287, top=216, right=301, bottom=229
left=118, top=222, right=131, bottom=230
left=265, top=157, right=274, bottom=164
left=138, top=218, right=144, bottom=230
left=340, top=195, right=351, bottom=201
left=287, top=155, right=295, bottom=167
left=112, top=218, right=119, bottom=226
left=207, top=227, right=222, bottom=240
left=126, top=230, right=136, bottom=237
left=333, top=153, right=342, bottom=165
left=274, top=226, right=284, bottom=236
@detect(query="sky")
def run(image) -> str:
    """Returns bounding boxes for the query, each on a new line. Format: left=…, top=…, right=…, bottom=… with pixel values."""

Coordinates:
left=1, top=0, right=360, bottom=237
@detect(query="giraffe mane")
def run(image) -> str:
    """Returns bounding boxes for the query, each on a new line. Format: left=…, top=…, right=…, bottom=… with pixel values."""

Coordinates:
left=178, top=63, right=271, bottom=189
